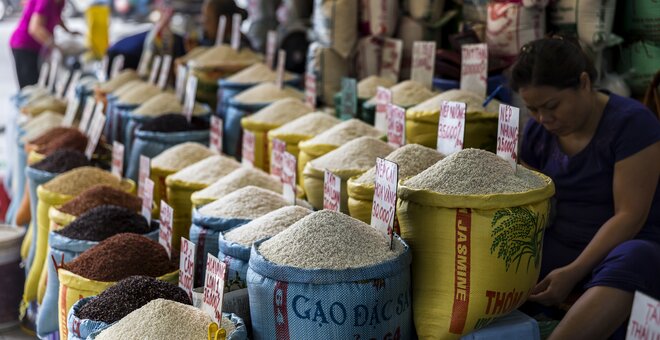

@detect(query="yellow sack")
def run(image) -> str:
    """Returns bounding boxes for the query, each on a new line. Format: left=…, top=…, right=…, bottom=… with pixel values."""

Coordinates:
left=406, top=109, right=499, bottom=152
left=346, top=178, right=377, bottom=224
left=28, top=150, right=46, bottom=165
left=191, top=65, right=248, bottom=108
left=166, top=179, right=207, bottom=251
left=21, top=223, right=33, bottom=261
left=240, top=127, right=270, bottom=172
left=57, top=268, right=179, bottom=339
left=150, top=166, right=174, bottom=217
left=302, top=163, right=366, bottom=214
left=297, top=144, right=338, bottom=189
left=396, top=174, right=555, bottom=339
left=36, top=207, right=77, bottom=304
left=85, top=5, right=110, bottom=59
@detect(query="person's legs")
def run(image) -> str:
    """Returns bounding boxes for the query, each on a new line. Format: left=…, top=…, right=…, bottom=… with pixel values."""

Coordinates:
left=11, top=48, right=40, bottom=89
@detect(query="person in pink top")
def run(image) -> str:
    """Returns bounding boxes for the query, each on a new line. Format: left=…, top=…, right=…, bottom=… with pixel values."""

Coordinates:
left=9, top=0, right=77, bottom=88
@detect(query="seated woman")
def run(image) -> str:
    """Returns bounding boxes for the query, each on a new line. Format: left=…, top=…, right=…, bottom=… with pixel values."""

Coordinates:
left=513, top=36, right=660, bottom=340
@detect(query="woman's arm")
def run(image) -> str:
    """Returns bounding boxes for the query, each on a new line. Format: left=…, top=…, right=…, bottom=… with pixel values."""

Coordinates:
left=28, top=13, right=55, bottom=47
left=529, top=141, right=660, bottom=306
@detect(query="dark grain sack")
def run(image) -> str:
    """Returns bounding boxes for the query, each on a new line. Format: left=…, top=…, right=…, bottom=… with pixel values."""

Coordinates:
left=55, top=205, right=155, bottom=241
left=139, top=113, right=209, bottom=132
left=31, top=150, right=91, bottom=173
left=58, top=186, right=142, bottom=217
left=33, top=128, right=88, bottom=155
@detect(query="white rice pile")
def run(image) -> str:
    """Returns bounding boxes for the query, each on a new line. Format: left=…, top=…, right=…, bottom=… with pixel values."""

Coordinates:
left=300, top=119, right=384, bottom=148
left=354, top=144, right=444, bottom=184
left=151, top=142, right=215, bottom=172
left=310, top=137, right=395, bottom=174
left=198, top=186, right=290, bottom=220
left=357, top=75, right=396, bottom=99
left=224, top=206, right=312, bottom=246
left=366, top=80, right=435, bottom=107
left=167, top=155, right=241, bottom=186
left=411, top=89, right=500, bottom=113
left=226, top=63, right=296, bottom=83
left=233, top=83, right=304, bottom=104
left=192, top=167, right=283, bottom=203
left=243, top=98, right=312, bottom=126
left=268, top=112, right=341, bottom=138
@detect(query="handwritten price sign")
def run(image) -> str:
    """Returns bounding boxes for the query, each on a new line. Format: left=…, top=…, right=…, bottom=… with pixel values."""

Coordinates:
left=210, top=116, right=223, bottom=154
left=411, top=41, right=436, bottom=89
left=203, top=255, right=227, bottom=324
left=323, top=169, right=341, bottom=212
left=627, top=291, right=660, bottom=340
left=241, top=130, right=255, bottom=168
left=159, top=200, right=173, bottom=258
left=460, top=43, right=488, bottom=98
left=111, top=141, right=125, bottom=178
left=281, top=152, right=297, bottom=205
left=496, top=104, right=520, bottom=170
left=386, top=104, right=406, bottom=147
left=371, top=158, right=398, bottom=249
left=374, top=87, right=392, bottom=132
left=380, top=38, right=402, bottom=83
left=179, top=237, right=196, bottom=300
left=270, top=138, right=286, bottom=178
left=436, top=101, right=466, bottom=156
left=305, top=73, right=317, bottom=109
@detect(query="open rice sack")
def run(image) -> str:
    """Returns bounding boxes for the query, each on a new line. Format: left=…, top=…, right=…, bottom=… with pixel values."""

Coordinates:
left=333, top=75, right=396, bottom=122
left=396, top=149, right=555, bottom=339
left=94, top=69, right=141, bottom=106
left=405, top=89, right=500, bottom=152
left=362, top=80, right=437, bottom=125
left=240, top=98, right=313, bottom=171
left=267, top=112, right=341, bottom=163
left=21, top=96, right=67, bottom=117
left=306, top=41, right=351, bottom=106
left=190, top=167, right=285, bottom=208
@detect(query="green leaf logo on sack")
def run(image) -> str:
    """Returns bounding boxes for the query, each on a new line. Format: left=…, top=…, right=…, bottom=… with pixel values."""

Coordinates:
left=489, top=206, right=546, bottom=273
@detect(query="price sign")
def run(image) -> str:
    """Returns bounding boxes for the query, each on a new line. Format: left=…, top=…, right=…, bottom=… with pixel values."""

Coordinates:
left=138, top=155, right=151, bottom=199
left=460, top=43, right=488, bottom=98
left=55, top=69, right=71, bottom=100
left=141, top=178, right=154, bottom=223
left=78, top=98, right=96, bottom=133
left=275, top=50, right=286, bottom=89
left=436, top=101, right=466, bottom=156
left=374, top=87, right=392, bottom=132
left=266, top=30, right=278, bottom=69
left=496, top=104, right=520, bottom=170
left=37, top=63, right=49, bottom=88
left=175, top=65, right=188, bottom=103
left=203, top=255, right=227, bottom=325
left=231, top=13, right=242, bottom=50
left=65, top=70, right=82, bottom=103
left=61, top=96, right=80, bottom=127
left=98, top=55, right=109, bottom=82
left=215, top=15, right=227, bottom=46
left=386, top=104, right=406, bottom=147
left=47, top=58, right=59, bottom=93
left=304, top=73, right=317, bottom=109
left=270, top=138, right=286, bottom=178
left=137, top=49, right=153, bottom=78
left=179, top=237, right=196, bottom=300
left=111, top=141, right=125, bottom=178
left=323, top=169, right=341, bottom=212
left=84, top=105, right=106, bottom=159
left=148, top=55, right=162, bottom=85
left=241, top=130, right=255, bottom=168
left=110, top=55, right=125, bottom=79
left=341, top=77, right=358, bottom=120
left=157, top=55, right=173, bottom=90
left=411, top=41, right=436, bottom=89
left=627, top=291, right=660, bottom=340
left=281, top=152, right=297, bottom=205
left=183, top=75, right=198, bottom=122
left=371, top=158, right=398, bottom=248
left=380, top=38, right=403, bottom=83
left=210, top=116, right=223, bottom=154
left=159, top=200, right=173, bottom=258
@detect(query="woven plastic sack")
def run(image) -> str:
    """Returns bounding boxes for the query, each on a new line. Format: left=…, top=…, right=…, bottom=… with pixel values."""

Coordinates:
left=190, top=64, right=250, bottom=109
left=224, top=99, right=269, bottom=159
left=302, top=162, right=368, bottom=213
left=217, top=233, right=251, bottom=292
left=623, top=1, right=660, bottom=43
left=189, top=208, right=250, bottom=288
left=620, top=41, right=660, bottom=97
left=66, top=297, right=111, bottom=340
left=241, top=113, right=309, bottom=172
left=6, top=140, right=28, bottom=227
left=217, top=78, right=302, bottom=122
left=307, top=42, right=350, bottom=106
left=396, top=173, right=554, bottom=338
left=57, top=268, right=179, bottom=339
left=486, top=3, right=545, bottom=59
left=21, top=167, right=57, bottom=277
left=126, top=128, right=210, bottom=182
left=37, top=229, right=159, bottom=338
left=247, top=236, right=413, bottom=340
left=312, top=0, right=358, bottom=58
left=165, top=179, right=210, bottom=252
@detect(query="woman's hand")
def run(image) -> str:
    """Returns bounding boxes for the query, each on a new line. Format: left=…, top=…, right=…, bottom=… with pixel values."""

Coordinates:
left=528, top=265, right=583, bottom=306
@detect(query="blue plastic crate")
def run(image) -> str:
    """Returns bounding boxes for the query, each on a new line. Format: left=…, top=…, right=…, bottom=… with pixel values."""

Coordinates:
left=461, top=310, right=540, bottom=340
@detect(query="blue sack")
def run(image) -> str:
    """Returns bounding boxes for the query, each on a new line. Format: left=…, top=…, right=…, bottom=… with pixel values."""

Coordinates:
left=65, top=295, right=111, bottom=340
left=217, top=232, right=250, bottom=291
left=223, top=99, right=269, bottom=159
left=24, top=167, right=58, bottom=276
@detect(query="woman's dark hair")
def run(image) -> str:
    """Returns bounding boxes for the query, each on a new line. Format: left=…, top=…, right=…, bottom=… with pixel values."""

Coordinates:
left=510, top=35, right=598, bottom=92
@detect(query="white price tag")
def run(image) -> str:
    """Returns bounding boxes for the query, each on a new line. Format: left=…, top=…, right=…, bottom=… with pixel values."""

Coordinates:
left=179, top=237, right=197, bottom=300
left=141, top=178, right=154, bottom=223
left=323, top=170, right=341, bottom=212
left=386, top=104, right=406, bottom=147
left=436, top=101, right=466, bottom=156
left=148, top=55, right=162, bottom=85
left=275, top=50, right=286, bottom=89
left=460, top=43, right=488, bottom=98
left=78, top=98, right=96, bottom=133
left=138, top=155, right=151, bottom=199
left=627, top=291, right=660, bottom=340
left=496, top=104, right=520, bottom=170
left=374, top=87, right=392, bottom=132
left=203, top=255, right=227, bottom=325
left=270, top=138, right=286, bottom=178
left=304, top=73, right=317, bottom=109
left=175, top=65, right=188, bottom=103
left=215, top=15, right=227, bottom=46
left=183, top=76, right=198, bottom=122
left=85, top=105, right=106, bottom=159
left=111, top=141, right=125, bottom=178
left=266, top=30, right=278, bottom=69
left=98, top=55, right=109, bottom=82
left=159, top=200, right=173, bottom=259
left=47, top=59, right=59, bottom=93
left=157, top=55, right=173, bottom=90
left=411, top=41, right=436, bottom=89
left=37, top=63, right=49, bottom=88
left=371, top=158, right=398, bottom=248
left=62, top=96, right=80, bottom=127
left=281, top=152, right=297, bottom=205
left=380, top=38, right=402, bottom=83
left=111, top=55, right=125, bottom=79
left=241, top=130, right=255, bottom=168
left=55, top=69, right=71, bottom=100
left=137, top=49, right=153, bottom=78
left=231, top=13, right=242, bottom=50
left=210, top=116, right=223, bottom=154
left=65, top=70, right=82, bottom=103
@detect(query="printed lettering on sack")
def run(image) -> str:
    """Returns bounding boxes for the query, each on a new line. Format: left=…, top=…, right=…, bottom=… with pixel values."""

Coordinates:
left=183, top=75, right=198, bottom=122
left=216, top=15, right=227, bottom=46
left=78, top=98, right=95, bottom=133
left=157, top=55, right=173, bottom=90
left=437, top=101, right=466, bottom=156
left=266, top=30, right=278, bottom=69
left=627, top=291, right=660, bottom=340
left=496, top=104, right=520, bottom=170
left=210, top=116, right=223, bottom=154
left=179, top=237, right=196, bottom=300
left=159, top=201, right=173, bottom=258
left=323, top=170, right=341, bottom=212
left=371, top=158, right=398, bottom=248
left=55, top=69, right=71, bottom=100
left=62, top=96, right=80, bottom=127
left=175, top=65, right=188, bottom=103
left=110, top=55, right=125, bottom=79
left=138, top=155, right=151, bottom=199
left=341, top=78, right=358, bottom=120
left=305, top=73, right=317, bottom=109
left=281, top=152, right=297, bottom=205
left=242, top=130, right=255, bottom=168
left=231, top=13, right=242, bottom=50
left=273, top=281, right=290, bottom=339
left=203, top=254, right=226, bottom=324
left=111, top=141, right=125, bottom=178
left=148, top=55, right=162, bottom=85
left=386, top=104, right=405, bottom=147
left=380, top=38, right=403, bottom=82
left=411, top=41, right=436, bottom=89
left=38, top=63, right=49, bottom=88
left=85, top=105, right=106, bottom=159
left=460, top=43, right=488, bottom=98
left=141, top=178, right=154, bottom=223
left=450, top=208, right=472, bottom=334
left=271, top=138, right=286, bottom=178
left=374, top=87, right=392, bottom=132
left=276, top=50, right=286, bottom=89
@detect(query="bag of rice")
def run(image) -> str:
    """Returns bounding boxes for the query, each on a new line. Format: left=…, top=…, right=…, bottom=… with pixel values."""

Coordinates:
left=347, top=144, right=443, bottom=223
left=267, top=112, right=341, bottom=161
left=165, top=155, right=241, bottom=251
left=21, top=96, right=67, bottom=116
left=406, top=89, right=501, bottom=152
left=313, top=0, right=358, bottom=58
left=248, top=210, right=413, bottom=340
left=240, top=98, right=313, bottom=171
left=298, top=119, right=385, bottom=188
left=225, top=83, right=304, bottom=159
left=362, top=80, right=436, bottom=124
left=303, top=136, right=395, bottom=211
left=191, top=167, right=284, bottom=207
left=486, top=2, right=545, bottom=60
left=307, top=41, right=351, bottom=106
left=334, top=75, right=396, bottom=122
left=397, top=149, right=554, bottom=338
